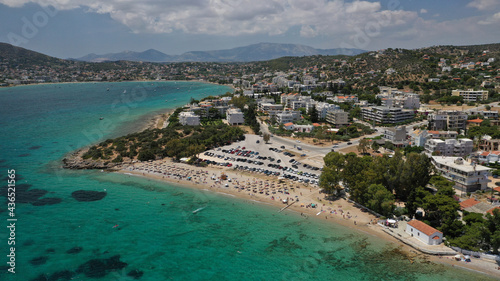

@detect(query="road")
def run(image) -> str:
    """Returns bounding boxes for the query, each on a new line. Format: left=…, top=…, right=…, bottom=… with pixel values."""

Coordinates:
left=258, top=119, right=384, bottom=160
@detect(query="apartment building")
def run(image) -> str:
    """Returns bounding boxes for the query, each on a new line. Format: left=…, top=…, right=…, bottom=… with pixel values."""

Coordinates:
left=361, top=106, right=414, bottom=124
left=452, top=89, right=489, bottom=102
left=427, top=130, right=459, bottom=139
left=311, top=102, right=340, bottom=120
left=179, top=111, right=201, bottom=126
left=430, top=156, right=491, bottom=192
left=383, top=126, right=407, bottom=143
left=226, top=108, right=245, bottom=125
left=276, top=111, right=301, bottom=124
left=326, top=109, right=349, bottom=127
left=425, top=138, right=473, bottom=157
left=428, top=111, right=467, bottom=131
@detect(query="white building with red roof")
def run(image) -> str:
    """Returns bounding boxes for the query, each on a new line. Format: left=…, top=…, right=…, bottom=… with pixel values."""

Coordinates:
left=405, top=219, right=443, bottom=245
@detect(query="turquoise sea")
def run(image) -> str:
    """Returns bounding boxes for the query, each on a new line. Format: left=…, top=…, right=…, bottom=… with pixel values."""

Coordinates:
left=0, top=81, right=497, bottom=280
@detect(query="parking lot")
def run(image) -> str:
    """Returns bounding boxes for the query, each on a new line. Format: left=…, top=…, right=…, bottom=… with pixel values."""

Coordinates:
left=198, top=134, right=322, bottom=185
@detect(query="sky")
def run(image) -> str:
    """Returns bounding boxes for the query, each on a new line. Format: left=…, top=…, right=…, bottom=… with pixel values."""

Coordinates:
left=0, top=0, right=499, bottom=59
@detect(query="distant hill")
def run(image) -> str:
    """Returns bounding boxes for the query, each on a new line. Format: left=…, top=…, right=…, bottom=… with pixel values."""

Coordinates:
left=73, top=43, right=366, bottom=63
left=75, top=49, right=174, bottom=63
left=0, top=42, right=66, bottom=66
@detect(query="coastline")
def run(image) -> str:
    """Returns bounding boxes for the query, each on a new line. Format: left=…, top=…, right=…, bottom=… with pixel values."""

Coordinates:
left=0, top=79, right=236, bottom=90
left=113, top=157, right=500, bottom=279
left=53, top=82, right=500, bottom=279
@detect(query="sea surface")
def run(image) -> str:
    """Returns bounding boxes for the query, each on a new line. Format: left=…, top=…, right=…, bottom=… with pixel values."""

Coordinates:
left=0, top=82, right=496, bottom=280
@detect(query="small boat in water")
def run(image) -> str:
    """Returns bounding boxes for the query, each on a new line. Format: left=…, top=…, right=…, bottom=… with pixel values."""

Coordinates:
left=99, top=117, right=104, bottom=120
left=123, top=90, right=127, bottom=94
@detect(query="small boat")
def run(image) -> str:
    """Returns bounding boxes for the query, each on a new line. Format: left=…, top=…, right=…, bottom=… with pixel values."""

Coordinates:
left=123, top=90, right=127, bottom=94
left=192, top=207, right=206, bottom=214
left=99, top=117, right=104, bottom=120
left=165, top=100, right=168, bottom=102
left=316, top=211, right=322, bottom=216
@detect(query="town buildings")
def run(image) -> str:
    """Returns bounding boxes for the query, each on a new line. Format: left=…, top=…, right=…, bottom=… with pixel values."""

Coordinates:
left=226, top=108, right=245, bottom=125
left=406, top=220, right=443, bottom=245
left=452, top=89, right=489, bottom=102
left=428, top=111, right=468, bottom=131
left=430, top=156, right=492, bottom=193
left=179, top=111, right=200, bottom=126
left=361, top=106, right=415, bottom=124
left=325, top=109, right=349, bottom=127
left=383, top=126, right=407, bottom=145
left=424, top=138, right=473, bottom=157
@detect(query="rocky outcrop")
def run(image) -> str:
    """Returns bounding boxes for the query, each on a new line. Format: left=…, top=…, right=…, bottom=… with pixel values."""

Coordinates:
left=62, top=149, right=123, bottom=170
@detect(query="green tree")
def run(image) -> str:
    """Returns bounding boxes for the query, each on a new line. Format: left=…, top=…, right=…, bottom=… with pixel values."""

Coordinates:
left=357, top=138, right=370, bottom=154
left=309, top=105, right=319, bottom=123
left=320, top=152, right=346, bottom=195
left=366, top=184, right=395, bottom=216
left=263, top=133, right=270, bottom=144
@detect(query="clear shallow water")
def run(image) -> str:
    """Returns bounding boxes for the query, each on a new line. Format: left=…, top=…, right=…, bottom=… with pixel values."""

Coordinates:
left=0, top=82, right=496, bottom=280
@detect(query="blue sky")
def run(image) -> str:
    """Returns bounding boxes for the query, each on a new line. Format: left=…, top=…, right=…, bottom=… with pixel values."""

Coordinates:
left=0, top=0, right=499, bottom=59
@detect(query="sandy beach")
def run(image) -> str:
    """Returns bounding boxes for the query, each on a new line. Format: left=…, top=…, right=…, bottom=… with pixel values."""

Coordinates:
left=115, top=156, right=500, bottom=279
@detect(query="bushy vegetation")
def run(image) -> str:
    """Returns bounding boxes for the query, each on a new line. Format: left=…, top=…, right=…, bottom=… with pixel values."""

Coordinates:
left=82, top=123, right=245, bottom=162
left=320, top=151, right=432, bottom=216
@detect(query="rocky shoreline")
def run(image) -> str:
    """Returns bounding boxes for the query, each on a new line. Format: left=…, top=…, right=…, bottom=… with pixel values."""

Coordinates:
left=62, top=148, right=124, bottom=170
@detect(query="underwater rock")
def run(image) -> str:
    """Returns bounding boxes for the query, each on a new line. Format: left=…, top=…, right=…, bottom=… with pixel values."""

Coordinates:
left=66, top=246, right=83, bottom=254
left=29, top=256, right=48, bottom=266
left=31, top=270, right=76, bottom=281
left=76, top=255, right=128, bottom=278
left=127, top=269, right=144, bottom=279
left=31, top=198, right=62, bottom=206
left=16, top=187, right=48, bottom=204
left=71, top=190, right=107, bottom=202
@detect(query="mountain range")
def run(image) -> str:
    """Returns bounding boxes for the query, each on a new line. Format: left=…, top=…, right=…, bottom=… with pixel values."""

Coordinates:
left=72, top=43, right=366, bottom=63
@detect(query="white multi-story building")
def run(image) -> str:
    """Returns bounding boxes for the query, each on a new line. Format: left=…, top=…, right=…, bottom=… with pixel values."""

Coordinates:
left=427, top=130, right=459, bottom=139
left=326, top=109, right=349, bottom=127
left=428, top=111, right=468, bottom=131
left=452, top=89, right=489, bottom=102
left=383, top=126, right=407, bottom=143
left=362, top=106, right=415, bottom=124
left=425, top=138, right=473, bottom=157
left=226, top=108, right=245, bottom=125
left=430, top=156, right=492, bottom=192
left=276, top=111, right=301, bottom=124
left=378, top=92, right=420, bottom=109
left=259, top=103, right=283, bottom=112
left=179, top=111, right=200, bottom=126
left=468, top=109, right=499, bottom=119
left=478, top=151, right=500, bottom=164
left=410, top=129, right=428, bottom=147
left=314, top=102, right=340, bottom=120
left=280, top=93, right=300, bottom=106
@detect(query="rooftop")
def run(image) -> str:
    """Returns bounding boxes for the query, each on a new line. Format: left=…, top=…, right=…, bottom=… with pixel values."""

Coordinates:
left=459, top=198, right=481, bottom=209
left=431, top=156, right=492, bottom=173
left=407, top=219, right=442, bottom=236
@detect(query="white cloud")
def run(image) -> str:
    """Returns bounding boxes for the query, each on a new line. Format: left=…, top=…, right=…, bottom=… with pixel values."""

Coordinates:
left=420, top=8, right=428, bottom=14
left=467, top=0, right=499, bottom=10
left=478, top=12, right=500, bottom=25
left=0, top=0, right=419, bottom=39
